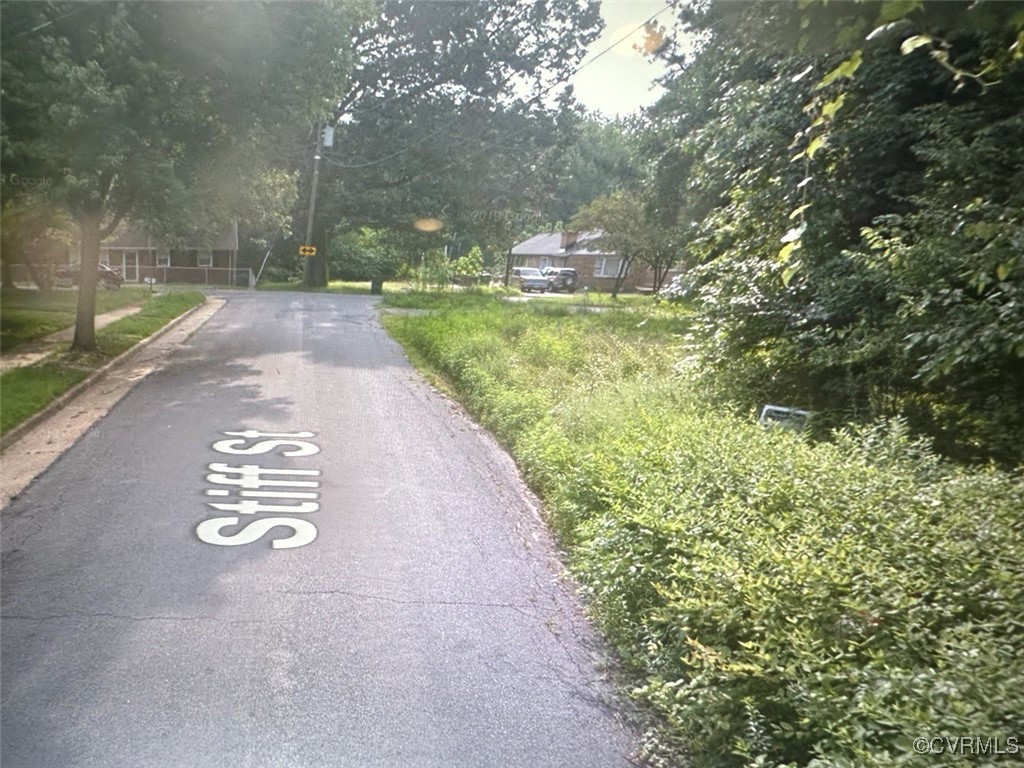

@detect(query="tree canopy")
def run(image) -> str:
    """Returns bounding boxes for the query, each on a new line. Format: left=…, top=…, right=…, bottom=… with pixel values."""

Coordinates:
left=302, top=0, right=604, bottom=285
left=648, top=1, right=1024, bottom=460
left=1, top=0, right=367, bottom=346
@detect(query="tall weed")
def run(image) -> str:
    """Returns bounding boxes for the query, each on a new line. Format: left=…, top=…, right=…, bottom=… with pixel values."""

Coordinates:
left=383, top=295, right=1024, bottom=768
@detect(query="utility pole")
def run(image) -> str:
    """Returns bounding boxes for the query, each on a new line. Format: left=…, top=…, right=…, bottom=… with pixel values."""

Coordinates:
left=302, top=123, right=326, bottom=287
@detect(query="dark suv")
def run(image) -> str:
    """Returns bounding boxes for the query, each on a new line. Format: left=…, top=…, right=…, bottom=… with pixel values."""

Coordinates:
left=544, top=267, right=578, bottom=293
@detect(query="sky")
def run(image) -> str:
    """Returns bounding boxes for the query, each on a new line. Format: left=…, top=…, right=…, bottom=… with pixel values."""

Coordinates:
left=569, top=0, right=678, bottom=117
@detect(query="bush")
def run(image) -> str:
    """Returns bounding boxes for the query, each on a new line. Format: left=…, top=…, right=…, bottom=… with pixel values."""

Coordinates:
left=383, top=295, right=1024, bottom=768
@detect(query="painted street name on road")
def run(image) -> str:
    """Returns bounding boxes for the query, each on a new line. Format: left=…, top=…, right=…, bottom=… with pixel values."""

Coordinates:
left=196, top=430, right=322, bottom=550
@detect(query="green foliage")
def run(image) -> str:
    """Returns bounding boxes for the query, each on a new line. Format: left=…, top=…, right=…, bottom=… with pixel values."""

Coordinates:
left=418, top=250, right=455, bottom=290
left=92, top=290, right=205, bottom=354
left=384, top=296, right=1024, bottom=768
left=1, top=0, right=367, bottom=346
left=318, top=1, right=604, bottom=248
left=547, top=117, right=643, bottom=223
left=329, top=227, right=407, bottom=283
left=651, top=1, right=1024, bottom=466
left=570, top=190, right=678, bottom=296
left=452, top=246, right=485, bottom=277
left=0, top=309, right=74, bottom=353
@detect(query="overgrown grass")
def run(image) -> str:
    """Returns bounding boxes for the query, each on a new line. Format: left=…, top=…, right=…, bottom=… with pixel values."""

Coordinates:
left=380, top=286, right=657, bottom=311
left=0, top=290, right=205, bottom=435
left=381, top=288, right=510, bottom=311
left=0, top=286, right=152, bottom=351
left=382, top=294, right=1024, bottom=768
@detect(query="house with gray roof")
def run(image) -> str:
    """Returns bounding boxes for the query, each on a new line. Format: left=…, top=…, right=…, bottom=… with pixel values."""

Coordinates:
left=508, top=230, right=655, bottom=293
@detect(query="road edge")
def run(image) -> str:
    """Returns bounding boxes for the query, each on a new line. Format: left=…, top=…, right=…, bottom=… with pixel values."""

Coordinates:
left=2, top=299, right=210, bottom=451
left=1, top=297, right=226, bottom=507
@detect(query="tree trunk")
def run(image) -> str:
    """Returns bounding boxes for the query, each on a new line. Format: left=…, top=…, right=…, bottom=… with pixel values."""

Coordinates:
left=72, top=212, right=101, bottom=351
left=303, top=250, right=328, bottom=288
left=652, top=260, right=670, bottom=293
left=370, top=278, right=383, bottom=295
left=24, top=257, right=52, bottom=293
left=1, top=257, right=13, bottom=289
left=611, top=255, right=633, bottom=299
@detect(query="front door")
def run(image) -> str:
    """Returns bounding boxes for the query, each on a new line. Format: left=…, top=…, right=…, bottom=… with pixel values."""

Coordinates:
left=122, top=250, right=138, bottom=282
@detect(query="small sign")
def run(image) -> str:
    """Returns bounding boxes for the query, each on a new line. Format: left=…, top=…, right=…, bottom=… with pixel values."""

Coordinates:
left=143, top=277, right=156, bottom=285
left=299, top=245, right=316, bottom=256
left=759, top=405, right=813, bottom=431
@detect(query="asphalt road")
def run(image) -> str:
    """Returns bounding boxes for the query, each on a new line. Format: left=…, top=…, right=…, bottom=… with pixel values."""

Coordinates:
left=1, top=292, right=641, bottom=767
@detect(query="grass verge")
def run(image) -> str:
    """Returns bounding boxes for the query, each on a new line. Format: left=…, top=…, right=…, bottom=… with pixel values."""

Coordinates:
left=0, top=289, right=205, bottom=436
left=0, top=286, right=154, bottom=352
left=382, top=292, right=1024, bottom=768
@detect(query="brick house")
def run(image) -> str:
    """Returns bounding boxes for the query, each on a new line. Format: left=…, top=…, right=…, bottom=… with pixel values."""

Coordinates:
left=87, top=222, right=249, bottom=287
left=508, top=231, right=658, bottom=293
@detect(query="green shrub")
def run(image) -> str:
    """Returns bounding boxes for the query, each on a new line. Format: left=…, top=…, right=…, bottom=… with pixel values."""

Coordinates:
left=383, top=293, right=1024, bottom=768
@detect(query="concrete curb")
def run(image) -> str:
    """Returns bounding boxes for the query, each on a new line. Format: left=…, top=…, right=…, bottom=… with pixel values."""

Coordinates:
left=1, top=299, right=211, bottom=452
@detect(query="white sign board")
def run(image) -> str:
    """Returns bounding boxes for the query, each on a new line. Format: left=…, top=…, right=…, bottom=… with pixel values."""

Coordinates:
left=759, top=405, right=813, bottom=431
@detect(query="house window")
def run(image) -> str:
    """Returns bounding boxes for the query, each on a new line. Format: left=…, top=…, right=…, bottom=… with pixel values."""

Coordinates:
left=539, top=257, right=552, bottom=270
left=197, top=248, right=213, bottom=267
left=156, top=249, right=170, bottom=267
left=594, top=256, right=622, bottom=278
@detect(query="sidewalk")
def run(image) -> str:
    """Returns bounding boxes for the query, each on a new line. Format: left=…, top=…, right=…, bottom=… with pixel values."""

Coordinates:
left=1, top=297, right=224, bottom=506
left=0, top=305, right=143, bottom=373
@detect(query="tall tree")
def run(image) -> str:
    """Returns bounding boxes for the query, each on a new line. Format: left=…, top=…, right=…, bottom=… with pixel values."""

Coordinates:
left=645, top=0, right=1024, bottom=464
left=302, top=0, right=604, bottom=286
left=0, top=1, right=366, bottom=349
left=545, top=116, right=643, bottom=224
left=569, top=190, right=666, bottom=298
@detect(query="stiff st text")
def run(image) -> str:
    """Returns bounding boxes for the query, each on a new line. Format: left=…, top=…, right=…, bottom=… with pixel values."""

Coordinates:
left=196, top=430, right=322, bottom=549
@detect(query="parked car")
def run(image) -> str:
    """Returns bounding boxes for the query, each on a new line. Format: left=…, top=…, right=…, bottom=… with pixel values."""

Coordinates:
left=544, top=267, right=578, bottom=293
left=514, top=267, right=547, bottom=293
left=54, top=262, right=124, bottom=290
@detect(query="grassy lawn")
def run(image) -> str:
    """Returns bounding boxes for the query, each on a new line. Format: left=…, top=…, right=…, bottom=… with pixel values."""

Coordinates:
left=0, top=286, right=153, bottom=352
left=381, top=292, right=1023, bottom=768
left=0, top=289, right=205, bottom=435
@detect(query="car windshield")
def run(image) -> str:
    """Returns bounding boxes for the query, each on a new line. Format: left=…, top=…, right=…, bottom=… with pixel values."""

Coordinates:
left=520, top=269, right=542, bottom=277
